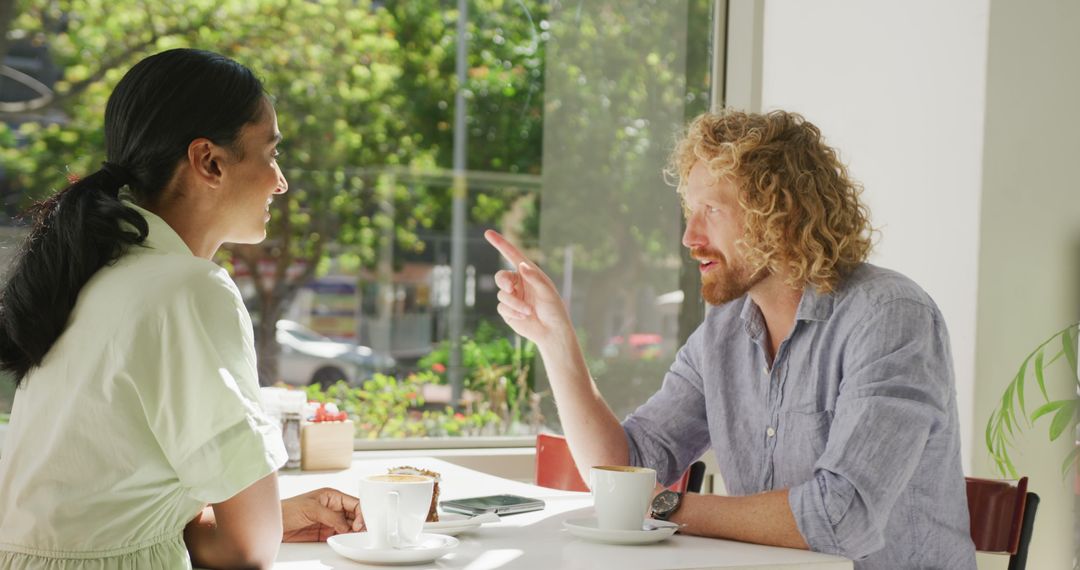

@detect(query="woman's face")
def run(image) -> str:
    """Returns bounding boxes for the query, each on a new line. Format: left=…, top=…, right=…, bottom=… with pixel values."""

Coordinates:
left=218, top=98, right=288, bottom=244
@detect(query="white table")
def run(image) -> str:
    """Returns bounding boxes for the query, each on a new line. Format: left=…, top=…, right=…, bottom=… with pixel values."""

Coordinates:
left=275, top=457, right=852, bottom=570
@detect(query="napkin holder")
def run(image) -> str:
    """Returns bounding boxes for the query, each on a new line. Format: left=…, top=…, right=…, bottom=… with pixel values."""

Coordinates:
left=300, top=420, right=354, bottom=471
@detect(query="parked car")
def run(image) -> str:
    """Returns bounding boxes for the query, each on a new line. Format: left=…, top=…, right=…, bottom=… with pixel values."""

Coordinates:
left=602, top=333, right=666, bottom=360
left=276, top=319, right=395, bottom=388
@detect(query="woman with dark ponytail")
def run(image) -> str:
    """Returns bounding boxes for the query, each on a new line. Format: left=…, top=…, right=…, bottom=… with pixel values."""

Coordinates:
left=0, top=49, right=363, bottom=569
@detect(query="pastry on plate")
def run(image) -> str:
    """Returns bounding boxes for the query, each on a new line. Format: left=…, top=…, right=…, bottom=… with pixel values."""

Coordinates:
left=388, top=466, right=440, bottom=522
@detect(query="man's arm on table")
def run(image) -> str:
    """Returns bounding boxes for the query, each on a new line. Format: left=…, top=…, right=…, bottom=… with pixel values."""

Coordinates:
left=782, top=299, right=951, bottom=559
left=671, top=489, right=809, bottom=549
left=672, top=300, right=951, bottom=560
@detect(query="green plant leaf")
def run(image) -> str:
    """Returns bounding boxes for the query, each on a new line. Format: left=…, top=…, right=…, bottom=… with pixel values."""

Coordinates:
left=1032, top=399, right=1070, bottom=422
left=1015, top=368, right=1028, bottom=423
left=1002, top=445, right=1018, bottom=478
left=1061, top=445, right=1080, bottom=477
left=1044, top=348, right=1066, bottom=368
left=1016, top=350, right=1043, bottom=402
left=985, top=325, right=1080, bottom=477
left=1032, top=349, right=1045, bottom=409
left=993, top=459, right=1007, bottom=478
left=1064, top=325, right=1078, bottom=375
left=1001, top=420, right=1015, bottom=447
left=1000, top=383, right=1015, bottom=435
left=1049, top=399, right=1077, bottom=441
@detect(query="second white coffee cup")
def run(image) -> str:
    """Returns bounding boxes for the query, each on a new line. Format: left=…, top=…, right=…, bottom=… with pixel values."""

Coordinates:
left=359, top=473, right=434, bottom=549
left=590, top=465, right=656, bottom=531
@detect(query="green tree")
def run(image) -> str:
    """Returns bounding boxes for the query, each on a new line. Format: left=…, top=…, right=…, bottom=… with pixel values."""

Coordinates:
left=2, top=0, right=421, bottom=382
left=1, top=0, right=550, bottom=384
left=539, top=0, right=711, bottom=353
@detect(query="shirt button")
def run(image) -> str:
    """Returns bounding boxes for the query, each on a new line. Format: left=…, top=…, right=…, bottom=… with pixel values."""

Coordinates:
left=763, top=366, right=769, bottom=375
left=766, top=427, right=776, bottom=437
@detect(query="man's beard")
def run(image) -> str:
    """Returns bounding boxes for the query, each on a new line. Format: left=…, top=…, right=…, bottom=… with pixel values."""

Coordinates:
left=692, top=247, right=765, bottom=305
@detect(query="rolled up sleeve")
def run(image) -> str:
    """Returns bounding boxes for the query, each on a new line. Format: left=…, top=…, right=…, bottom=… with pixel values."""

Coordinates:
left=131, top=267, right=287, bottom=504
left=788, top=299, right=951, bottom=560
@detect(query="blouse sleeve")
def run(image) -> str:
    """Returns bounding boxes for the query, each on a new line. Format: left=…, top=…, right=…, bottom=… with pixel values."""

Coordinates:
left=126, top=264, right=287, bottom=504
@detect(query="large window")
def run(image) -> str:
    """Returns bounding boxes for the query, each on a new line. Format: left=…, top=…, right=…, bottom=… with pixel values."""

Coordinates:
left=0, top=0, right=716, bottom=443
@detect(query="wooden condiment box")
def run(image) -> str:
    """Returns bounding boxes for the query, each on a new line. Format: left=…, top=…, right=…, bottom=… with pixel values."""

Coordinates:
left=300, top=420, right=354, bottom=471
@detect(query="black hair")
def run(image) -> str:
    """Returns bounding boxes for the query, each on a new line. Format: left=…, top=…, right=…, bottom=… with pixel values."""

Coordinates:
left=0, top=48, right=267, bottom=384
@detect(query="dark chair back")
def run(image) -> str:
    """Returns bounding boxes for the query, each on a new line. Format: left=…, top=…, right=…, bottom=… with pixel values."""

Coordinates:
left=1008, top=492, right=1038, bottom=570
left=535, top=433, right=704, bottom=493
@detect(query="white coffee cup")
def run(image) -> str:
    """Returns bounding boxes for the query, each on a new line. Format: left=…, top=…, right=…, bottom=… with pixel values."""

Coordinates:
left=359, top=473, right=434, bottom=549
left=590, top=465, right=657, bottom=531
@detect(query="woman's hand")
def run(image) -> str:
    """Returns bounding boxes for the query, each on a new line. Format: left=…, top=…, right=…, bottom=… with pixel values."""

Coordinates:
left=484, top=230, right=574, bottom=349
left=281, top=487, right=363, bottom=542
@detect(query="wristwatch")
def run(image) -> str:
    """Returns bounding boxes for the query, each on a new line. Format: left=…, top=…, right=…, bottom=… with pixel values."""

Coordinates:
left=650, top=489, right=682, bottom=521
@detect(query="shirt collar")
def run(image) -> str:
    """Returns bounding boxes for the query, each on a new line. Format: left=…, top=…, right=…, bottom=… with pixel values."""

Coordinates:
left=794, top=282, right=834, bottom=322
left=738, top=295, right=765, bottom=339
left=122, top=200, right=195, bottom=257
left=737, top=282, right=835, bottom=338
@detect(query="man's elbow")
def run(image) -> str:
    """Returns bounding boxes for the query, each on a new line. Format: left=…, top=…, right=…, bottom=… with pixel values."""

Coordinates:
left=793, top=476, right=886, bottom=561
left=832, top=527, right=885, bottom=561
left=800, top=520, right=884, bottom=560
left=819, top=494, right=888, bottom=560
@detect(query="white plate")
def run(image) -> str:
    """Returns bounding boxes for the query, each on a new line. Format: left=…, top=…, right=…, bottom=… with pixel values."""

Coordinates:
left=562, top=517, right=680, bottom=545
left=327, top=532, right=459, bottom=565
left=425, top=512, right=493, bottom=536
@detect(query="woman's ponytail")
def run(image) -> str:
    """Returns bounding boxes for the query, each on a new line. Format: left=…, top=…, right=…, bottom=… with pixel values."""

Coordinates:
left=0, top=166, right=147, bottom=384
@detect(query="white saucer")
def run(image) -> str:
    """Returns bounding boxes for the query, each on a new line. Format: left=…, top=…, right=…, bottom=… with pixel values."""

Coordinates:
left=562, top=517, right=679, bottom=545
left=327, top=532, right=459, bottom=565
left=425, top=512, right=497, bottom=536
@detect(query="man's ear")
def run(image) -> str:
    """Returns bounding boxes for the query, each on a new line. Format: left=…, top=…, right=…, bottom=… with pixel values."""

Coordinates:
left=187, top=138, right=226, bottom=188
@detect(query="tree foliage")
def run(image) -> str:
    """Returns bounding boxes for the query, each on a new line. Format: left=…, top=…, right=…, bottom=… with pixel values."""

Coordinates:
left=2, top=0, right=711, bottom=387
left=538, top=0, right=711, bottom=350
left=1, top=0, right=549, bottom=383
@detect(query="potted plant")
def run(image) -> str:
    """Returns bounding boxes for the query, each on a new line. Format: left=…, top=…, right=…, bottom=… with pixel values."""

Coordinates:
left=985, top=323, right=1079, bottom=480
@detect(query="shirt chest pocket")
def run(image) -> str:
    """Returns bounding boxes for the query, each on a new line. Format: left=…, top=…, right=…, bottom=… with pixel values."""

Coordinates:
left=773, top=410, right=833, bottom=488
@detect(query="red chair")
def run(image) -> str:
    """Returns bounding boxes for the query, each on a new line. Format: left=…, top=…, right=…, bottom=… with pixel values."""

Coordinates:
left=535, top=433, right=703, bottom=493
left=965, top=476, right=1039, bottom=570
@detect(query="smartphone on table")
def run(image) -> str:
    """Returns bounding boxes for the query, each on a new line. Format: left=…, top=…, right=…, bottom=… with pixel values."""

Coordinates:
left=440, top=494, right=545, bottom=516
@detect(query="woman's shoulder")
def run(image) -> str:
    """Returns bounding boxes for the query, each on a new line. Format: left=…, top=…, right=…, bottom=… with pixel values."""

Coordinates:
left=86, top=248, right=244, bottom=323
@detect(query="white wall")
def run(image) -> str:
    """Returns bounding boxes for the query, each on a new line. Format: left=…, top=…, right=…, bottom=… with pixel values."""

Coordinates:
left=759, top=0, right=990, bottom=470
left=972, top=0, right=1080, bottom=567
left=756, top=1, right=1079, bottom=568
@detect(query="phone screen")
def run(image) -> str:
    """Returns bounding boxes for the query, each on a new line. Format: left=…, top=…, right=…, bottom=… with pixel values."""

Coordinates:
left=440, top=494, right=545, bottom=515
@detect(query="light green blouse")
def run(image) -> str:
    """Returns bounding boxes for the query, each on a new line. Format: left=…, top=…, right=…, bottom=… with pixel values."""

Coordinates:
left=0, top=203, right=287, bottom=569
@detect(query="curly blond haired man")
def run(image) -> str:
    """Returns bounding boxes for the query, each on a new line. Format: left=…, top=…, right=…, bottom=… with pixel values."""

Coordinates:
left=486, top=110, right=976, bottom=569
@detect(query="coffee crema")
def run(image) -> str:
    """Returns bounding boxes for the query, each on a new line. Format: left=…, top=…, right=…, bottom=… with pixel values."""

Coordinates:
left=593, top=466, right=654, bottom=473
left=365, top=474, right=432, bottom=483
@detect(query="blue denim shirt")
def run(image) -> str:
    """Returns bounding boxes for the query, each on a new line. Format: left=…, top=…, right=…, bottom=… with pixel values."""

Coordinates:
left=623, top=263, right=976, bottom=569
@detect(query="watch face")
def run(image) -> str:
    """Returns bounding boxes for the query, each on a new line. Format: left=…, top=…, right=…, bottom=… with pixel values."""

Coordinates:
left=652, top=490, right=679, bottom=515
